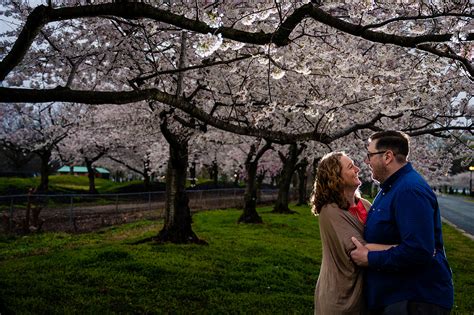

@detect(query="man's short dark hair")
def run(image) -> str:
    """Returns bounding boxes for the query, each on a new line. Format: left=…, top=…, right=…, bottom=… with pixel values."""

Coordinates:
left=369, top=130, right=410, bottom=162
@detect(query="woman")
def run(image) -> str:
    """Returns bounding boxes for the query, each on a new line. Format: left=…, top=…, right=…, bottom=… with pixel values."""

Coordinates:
left=311, top=152, right=392, bottom=315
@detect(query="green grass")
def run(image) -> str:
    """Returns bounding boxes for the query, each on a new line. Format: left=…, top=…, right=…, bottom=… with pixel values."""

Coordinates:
left=0, top=177, right=38, bottom=195
left=0, top=205, right=472, bottom=314
left=0, top=175, right=118, bottom=195
left=0, top=175, right=239, bottom=195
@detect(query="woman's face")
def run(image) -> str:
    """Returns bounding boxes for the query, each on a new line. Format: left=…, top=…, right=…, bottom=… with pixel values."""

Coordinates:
left=339, top=155, right=361, bottom=189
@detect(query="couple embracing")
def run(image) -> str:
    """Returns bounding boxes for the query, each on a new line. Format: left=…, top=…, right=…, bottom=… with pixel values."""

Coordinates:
left=311, top=130, right=453, bottom=315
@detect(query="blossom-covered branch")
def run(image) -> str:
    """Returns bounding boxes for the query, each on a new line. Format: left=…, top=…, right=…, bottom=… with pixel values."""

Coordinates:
left=1, top=2, right=473, bottom=81
left=1, top=86, right=469, bottom=144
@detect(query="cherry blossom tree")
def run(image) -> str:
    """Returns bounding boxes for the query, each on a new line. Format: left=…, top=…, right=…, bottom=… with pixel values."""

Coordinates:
left=148, top=31, right=208, bottom=244
left=157, top=113, right=204, bottom=243
left=58, top=105, right=126, bottom=193
left=0, top=1, right=472, bottom=242
left=0, top=2, right=471, bottom=144
left=0, top=103, right=79, bottom=191
left=272, top=143, right=307, bottom=214
left=238, top=139, right=273, bottom=223
left=101, top=105, right=168, bottom=190
left=195, top=130, right=278, bottom=223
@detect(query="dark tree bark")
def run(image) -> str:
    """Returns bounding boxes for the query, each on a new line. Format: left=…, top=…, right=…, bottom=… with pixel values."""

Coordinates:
left=233, top=168, right=241, bottom=187
left=296, top=157, right=309, bottom=206
left=309, top=156, right=321, bottom=195
left=36, top=149, right=52, bottom=192
left=211, top=160, right=218, bottom=188
left=142, top=157, right=152, bottom=191
left=312, top=157, right=320, bottom=181
left=82, top=149, right=106, bottom=194
left=189, top=160, right=196, bottom=187
left=238, top=141, right=272, bottom=224
left=143, top=166, right=151, bottom=191
left=272, top=143, right=306, bottom=214
left=85, top=158, right=98, bottom=194
left=256, top=170, right=266, bottom=203
left=154, top=118, right=205, bottom=244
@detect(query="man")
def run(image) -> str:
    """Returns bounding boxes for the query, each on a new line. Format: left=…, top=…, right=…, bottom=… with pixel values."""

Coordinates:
left=350, top=130, right=453, bottom=315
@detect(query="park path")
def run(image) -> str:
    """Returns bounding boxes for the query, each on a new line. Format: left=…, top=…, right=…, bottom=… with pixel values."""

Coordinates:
left=438, top=194, right=474, bottom=240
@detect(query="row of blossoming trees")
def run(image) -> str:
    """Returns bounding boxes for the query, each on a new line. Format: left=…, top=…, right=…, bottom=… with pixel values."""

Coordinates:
left=0, top=1, right=472, bottom=243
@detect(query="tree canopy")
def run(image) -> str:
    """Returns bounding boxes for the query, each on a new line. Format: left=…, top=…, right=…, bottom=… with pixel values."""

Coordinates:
left=0, top=1, right=472, bottom=143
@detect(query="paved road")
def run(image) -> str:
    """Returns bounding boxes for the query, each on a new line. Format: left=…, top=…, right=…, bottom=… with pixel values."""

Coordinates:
left=437, top=194, right=474, bottom=237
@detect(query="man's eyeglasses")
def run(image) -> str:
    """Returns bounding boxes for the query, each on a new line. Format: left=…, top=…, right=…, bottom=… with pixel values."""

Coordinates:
left=366, top=150, right=387, bottom=160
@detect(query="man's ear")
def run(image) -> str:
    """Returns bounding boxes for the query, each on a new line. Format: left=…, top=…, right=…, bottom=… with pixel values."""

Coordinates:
left=384, top=150, right=395, bottom=165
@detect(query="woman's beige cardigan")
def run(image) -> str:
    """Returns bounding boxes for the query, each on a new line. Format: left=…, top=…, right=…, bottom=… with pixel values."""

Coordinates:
left=314, top=200, right=370, bottom=315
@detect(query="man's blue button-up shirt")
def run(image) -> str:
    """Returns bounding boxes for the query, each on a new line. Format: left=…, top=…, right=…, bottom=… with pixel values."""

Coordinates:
left=364, top=163, right=453, bottom=310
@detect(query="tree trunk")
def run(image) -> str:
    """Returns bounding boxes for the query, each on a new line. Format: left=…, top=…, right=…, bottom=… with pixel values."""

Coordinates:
left=296, top=158, right=308, bottom=206
left=85, top=158, right=98, bottom=194
left=272, top=143, right=302, bottom=214
left=311, top=157, right=320, bottom=187
left=143, top=172, right=151, bottom=191
left=155, top=122, right=205, bottom=244
left=233, top=170, right=240, bottom=187
left=36, top=150, right=51, bottom=192
left=256, top=170, right=265, bottom=203
left=238, top=159, right=263, bottom=224
left=189, top=160, right=196, bottom=187
left=153, top=31, right=204, bottom=244
left=238, top=141, right=271, bottom=223
left=211, top=160, right=218, bottom=188
left=273, top=170, right=295, bottom=213
left=143, top=158, right=151, bottom=191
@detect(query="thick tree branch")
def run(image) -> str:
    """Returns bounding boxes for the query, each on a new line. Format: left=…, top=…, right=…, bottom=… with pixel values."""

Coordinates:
left=329, top=112, right=403, bottom=140
left=361, top=13, right=474, bottom=31
left=417, top=43, right=473, bottom=78
left=1, top=3, right=473, bottom=81
left=0, top=5, right=50, bottom=81
left=403, top=124, right=474, bottom=137
left=0, top=87, right=471, bottom=144
left=108, top=155, right=146, bottom=177
left=0, top=86, right=328, bottom=143
left=130, top=54, right=260, bottom=86
left=254, top=140, right=273, bottom=162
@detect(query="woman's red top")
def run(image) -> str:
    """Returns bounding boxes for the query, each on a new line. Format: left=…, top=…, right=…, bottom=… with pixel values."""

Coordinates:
left=348, top=199, right=368, bottom=224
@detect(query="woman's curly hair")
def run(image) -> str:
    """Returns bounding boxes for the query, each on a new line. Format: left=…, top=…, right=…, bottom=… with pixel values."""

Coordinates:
left=310, top=152, right=349, bottom=215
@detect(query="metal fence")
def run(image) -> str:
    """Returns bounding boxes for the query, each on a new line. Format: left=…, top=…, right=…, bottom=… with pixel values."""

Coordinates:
left=0, top=188, right=284, bottom=233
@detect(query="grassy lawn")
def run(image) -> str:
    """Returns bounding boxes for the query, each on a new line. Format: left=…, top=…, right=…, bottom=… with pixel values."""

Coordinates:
left=0, top=175, right=236, bottom=195
left=0, top=175, right=125, bottom=195
left=0, top=205, right=472, bottom=314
